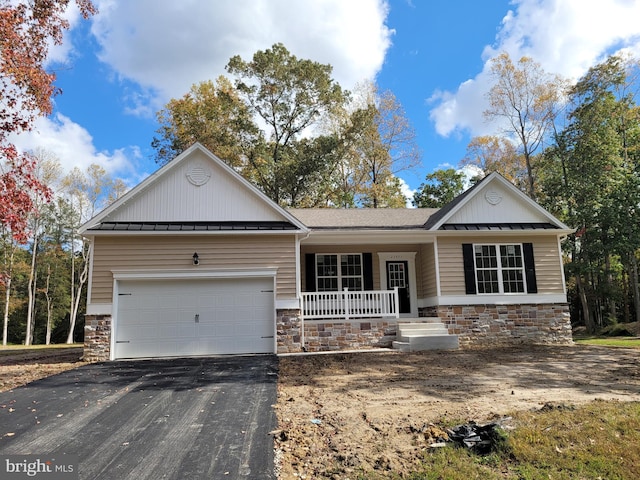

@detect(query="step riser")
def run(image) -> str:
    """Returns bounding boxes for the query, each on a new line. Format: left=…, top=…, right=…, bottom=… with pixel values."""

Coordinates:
left=398, top=323, right=447, bottom=330
left=393, top=318, right=459, bottom=352
left=393, top=335, right=459, bottom=352
left=398, top=317, right=442, bottom=324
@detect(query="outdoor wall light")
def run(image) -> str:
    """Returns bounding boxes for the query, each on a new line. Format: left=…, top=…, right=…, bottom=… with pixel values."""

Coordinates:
left=192, top=252, right=199, bottom=265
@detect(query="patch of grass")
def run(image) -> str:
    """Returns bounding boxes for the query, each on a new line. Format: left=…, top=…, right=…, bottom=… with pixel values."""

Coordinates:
left=358, top=401, right=640, bottom=479
left=574, top=337, right=640, bottom=348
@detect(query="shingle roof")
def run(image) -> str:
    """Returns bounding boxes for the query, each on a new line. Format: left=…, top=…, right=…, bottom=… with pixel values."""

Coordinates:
left=286, top=208, right=437, bottom=229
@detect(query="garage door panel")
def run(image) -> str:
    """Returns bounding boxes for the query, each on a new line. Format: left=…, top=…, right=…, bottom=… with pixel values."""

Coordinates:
left=115, top=277, right=275, bottom=359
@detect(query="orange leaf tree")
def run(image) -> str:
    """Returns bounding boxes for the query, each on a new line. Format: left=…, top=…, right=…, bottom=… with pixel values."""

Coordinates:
left=0, top=0, right=96, bottom=245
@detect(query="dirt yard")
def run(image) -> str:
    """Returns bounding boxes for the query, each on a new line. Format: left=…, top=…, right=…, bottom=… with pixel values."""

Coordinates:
left=0, top=347, right=84, bottom=393
left=275, top=344, right=640, bottom=479
left=2, top=344, right=640, bottom=479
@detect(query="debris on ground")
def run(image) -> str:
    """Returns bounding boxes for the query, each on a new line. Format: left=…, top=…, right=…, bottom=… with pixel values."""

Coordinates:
left=445, top=418, right=512, bottom=454
left=538, top=402, right=576, bottom=412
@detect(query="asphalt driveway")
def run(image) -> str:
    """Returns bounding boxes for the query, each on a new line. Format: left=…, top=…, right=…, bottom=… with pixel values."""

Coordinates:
left=0, top=355, right=278, bottom=479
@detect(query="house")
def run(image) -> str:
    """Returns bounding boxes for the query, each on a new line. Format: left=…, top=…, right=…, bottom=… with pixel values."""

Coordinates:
left=80, top=143, right=574, bottom=362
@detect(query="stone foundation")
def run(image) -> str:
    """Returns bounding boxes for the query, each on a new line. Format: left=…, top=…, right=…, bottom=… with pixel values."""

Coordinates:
left=422, top=303, right=573, bottom=347
left=277, top=309, right=303, bottom=353
left=277, top=309, right=395, bottom=353
left=85, top=304, right=571, bottom=360
left=84, top=315, right=112, bottom=362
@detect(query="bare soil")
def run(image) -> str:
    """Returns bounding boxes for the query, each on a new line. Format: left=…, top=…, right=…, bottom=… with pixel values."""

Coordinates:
left=275, top=344, right=640, bottom=479
left=3, top=344, right=640, bottom=479
left=0, top=347, right=84, bottom=393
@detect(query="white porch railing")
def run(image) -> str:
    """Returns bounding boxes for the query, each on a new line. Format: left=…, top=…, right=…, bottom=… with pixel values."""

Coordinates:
left=301, top=288, right=400, bottom=321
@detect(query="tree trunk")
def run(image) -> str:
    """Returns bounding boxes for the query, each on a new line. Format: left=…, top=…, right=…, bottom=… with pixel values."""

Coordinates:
left=631, top=252, right=640, bottom=325
left=576, top=275, right=595, bottom=333
left=67, top=241, right=91, bottom=344
left=605, top=254, right=617, bottom=322
left=44, top=264, right=52, bottom=345
left=25, top=235, right=39, bottom=345
left=69, top=237, right=75, bottom=343
left=2, top=250, right=14, bottom=346
left=2, top=275, right=10, bottom=346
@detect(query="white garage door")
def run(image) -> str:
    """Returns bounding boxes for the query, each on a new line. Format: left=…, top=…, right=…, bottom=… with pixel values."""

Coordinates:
left=114, top=277, right=274, bottom=359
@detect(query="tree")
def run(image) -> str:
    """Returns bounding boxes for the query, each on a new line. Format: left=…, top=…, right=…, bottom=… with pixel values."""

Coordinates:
left=1, top=225, right=17, bottom=345
left=152, top=76, right=260, bottom=167
left=23, top=150, right=63, bottom=345
left=413, top=168, right=465, bottom=208
left=63, top=164, right=126, bottom=343
left=334, top=81, right=420, bottom=208
left=540, top=53, right=640, bottom=330
left=460, top=135, right=526, bottom=189
left=0, top=0, right=96, bottom=242
left=226, top=43, right=348, bottom=205
left=485, top=53, right=566, bottom=199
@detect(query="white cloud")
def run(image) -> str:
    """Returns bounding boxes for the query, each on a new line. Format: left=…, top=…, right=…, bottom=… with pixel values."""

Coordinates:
left=397, top=176, right=415, bottom=208
left=46, top=2, right=87, bottom=66
left=10, top=114, right=146, bottom=185
left=90, top=0, right=393, bottom=109
left=14, top=0, right=392, bottom=183
left=429, top=0, right=640, bottom=138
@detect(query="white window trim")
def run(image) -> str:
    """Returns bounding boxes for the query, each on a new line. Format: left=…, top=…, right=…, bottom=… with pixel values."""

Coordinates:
left=473, top=243, right=527, bottom=295
left=315, top=253, right=364, bottom=292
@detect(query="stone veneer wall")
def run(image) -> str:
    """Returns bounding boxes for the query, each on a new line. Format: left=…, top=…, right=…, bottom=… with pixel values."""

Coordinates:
left=422, top=303, right=572, bottom=347
left=276, top=309, right=396, bottom=353
left=84, top=314, right=112, bottom=362
left=85, top=305, right=571, bottom=360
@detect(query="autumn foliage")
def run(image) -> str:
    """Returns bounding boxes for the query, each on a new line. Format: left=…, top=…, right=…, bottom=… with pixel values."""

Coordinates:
left=0, top=0, right=96, bottom=244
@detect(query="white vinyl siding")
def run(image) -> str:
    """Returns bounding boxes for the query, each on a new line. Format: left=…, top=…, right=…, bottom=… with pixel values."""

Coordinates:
left=90, top=234, right=296, bottom=304
left=437, top=235, right=565, bottom=296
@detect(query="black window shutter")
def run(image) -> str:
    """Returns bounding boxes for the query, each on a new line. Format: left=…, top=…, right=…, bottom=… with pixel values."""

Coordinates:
left=305, top=253, right=316, bottom=292
left=462, top=244, right=477, bottom=294
left=362, top=253, right=374, bottom=290
left=523, top=243, right=538, bottom=293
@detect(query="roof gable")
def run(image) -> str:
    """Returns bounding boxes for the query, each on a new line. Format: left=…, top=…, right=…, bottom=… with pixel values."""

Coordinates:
left=80, top=144, right=306, bottom=233
left=426, top=172, right=571, bottom=231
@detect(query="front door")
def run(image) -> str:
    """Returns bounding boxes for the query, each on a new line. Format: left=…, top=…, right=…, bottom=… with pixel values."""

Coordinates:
left=386, top=261, right=410, bottom=314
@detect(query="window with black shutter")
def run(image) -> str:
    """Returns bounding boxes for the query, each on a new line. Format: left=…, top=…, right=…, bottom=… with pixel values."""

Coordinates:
left=462, top=243, right=537, bottom=294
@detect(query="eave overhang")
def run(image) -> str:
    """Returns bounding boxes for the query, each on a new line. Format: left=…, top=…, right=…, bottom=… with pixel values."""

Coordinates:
left=299, top=229, right=436, bottom=245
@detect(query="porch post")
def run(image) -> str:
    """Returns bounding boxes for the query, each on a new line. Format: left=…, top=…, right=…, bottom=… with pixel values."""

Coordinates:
left=343, top=287, right=350, bottom=321
left=393, top=286, right=400, bottom=318
left=300, top=294, right=306, bottom=350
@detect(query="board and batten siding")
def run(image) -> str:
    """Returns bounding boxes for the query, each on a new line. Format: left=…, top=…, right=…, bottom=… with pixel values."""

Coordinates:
left=436, top=235, right=565, bottom=296
left=90, top=234, right=297, bottom=303
left=300, top=244, right=425, bottom=297
left=107, top=150, right=284, bottom=223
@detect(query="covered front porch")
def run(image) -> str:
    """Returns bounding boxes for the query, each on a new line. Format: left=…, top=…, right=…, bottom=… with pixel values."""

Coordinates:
left=280, top=235, right=443, bottom=352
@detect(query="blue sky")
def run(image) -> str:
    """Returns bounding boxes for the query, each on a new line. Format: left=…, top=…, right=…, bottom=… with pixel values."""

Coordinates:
left=11, top=0, right=640, bottom=200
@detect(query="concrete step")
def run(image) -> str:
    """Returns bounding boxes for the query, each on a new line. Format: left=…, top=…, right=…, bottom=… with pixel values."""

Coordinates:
left=392, top=341, right=411, bottom=353
left=393, top=334, right=459, bottom=352
left=398, top=323, right=449, bottom=333
left=398, top=317, right=442, bottom=324
left=393, top=318, right=459, bottom=352
left=397, top=320, right=450, bottom=341
left=398, top=322, right=447, bottom=329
